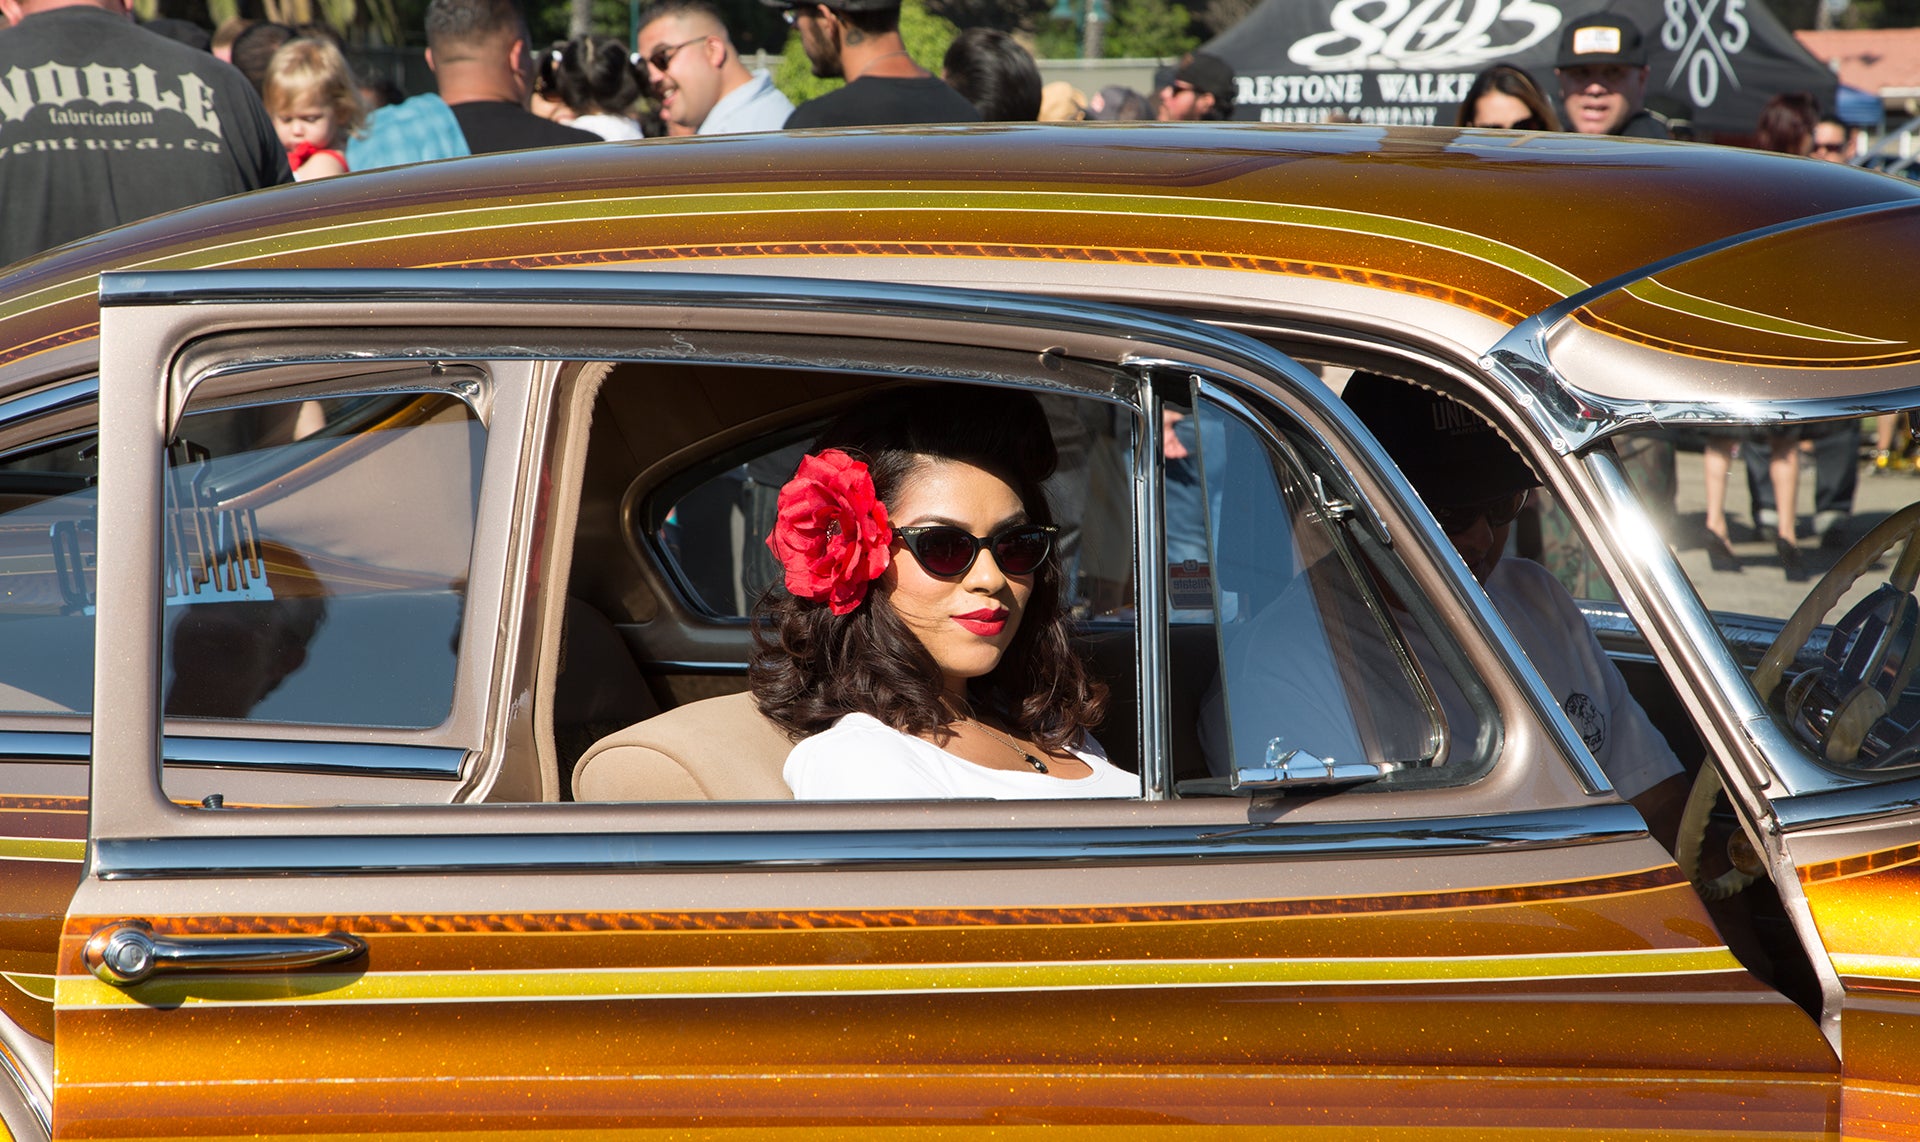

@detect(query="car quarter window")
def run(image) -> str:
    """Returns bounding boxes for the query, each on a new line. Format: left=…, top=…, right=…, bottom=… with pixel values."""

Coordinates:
left=1170, top=391, right=1480, bottom=794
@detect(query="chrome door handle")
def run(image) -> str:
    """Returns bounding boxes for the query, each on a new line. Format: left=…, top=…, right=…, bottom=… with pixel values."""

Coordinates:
left=84, top=920, right=367, bottom=986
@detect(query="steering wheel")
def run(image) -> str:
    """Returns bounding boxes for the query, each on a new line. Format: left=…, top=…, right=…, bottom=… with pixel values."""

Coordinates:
left=1677, top=501, right=1920, bottom=900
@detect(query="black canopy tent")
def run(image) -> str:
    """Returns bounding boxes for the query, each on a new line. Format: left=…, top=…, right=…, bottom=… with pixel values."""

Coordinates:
left=1201, top=0, right=1838, bottom=141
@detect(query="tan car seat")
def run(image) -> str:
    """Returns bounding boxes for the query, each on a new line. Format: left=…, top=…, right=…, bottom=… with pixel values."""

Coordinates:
left=571, top=690, right=797, bottom=801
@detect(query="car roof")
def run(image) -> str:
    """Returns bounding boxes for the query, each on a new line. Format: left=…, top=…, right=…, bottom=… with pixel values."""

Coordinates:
left=3, top=121, right=1916, bottom=411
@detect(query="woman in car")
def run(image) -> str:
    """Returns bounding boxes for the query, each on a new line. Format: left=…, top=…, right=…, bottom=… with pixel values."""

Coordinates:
left=750, top=386, right=1135, bottom=799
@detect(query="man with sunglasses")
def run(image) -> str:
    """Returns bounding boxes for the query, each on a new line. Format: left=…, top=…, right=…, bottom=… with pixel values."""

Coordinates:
left=637, top=0, right=791, bottom=135
left=1344, top=374, right=1688, bottom=846
left=1155, top=52, right=1234, bottom=122
left=770, top=0, right=979, bottom=129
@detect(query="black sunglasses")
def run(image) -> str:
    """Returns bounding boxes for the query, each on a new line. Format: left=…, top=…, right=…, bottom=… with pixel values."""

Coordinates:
left=1431, top=490, right=1528, bottom=534
left=643, top=35, right=710, bottom=73
left=894, top=523, right=1057, bottom=577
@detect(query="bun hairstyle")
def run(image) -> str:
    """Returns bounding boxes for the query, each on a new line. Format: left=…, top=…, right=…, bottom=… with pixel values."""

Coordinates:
left=750, top=385, right=1105, bottom=750
left=541, top=35, right=641, bottom=116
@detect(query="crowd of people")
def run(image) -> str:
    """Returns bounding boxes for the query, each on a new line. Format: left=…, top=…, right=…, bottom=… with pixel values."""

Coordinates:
left=0, top=0, right=1891, bottom=582
left=0, top=0, right=1256, bottom=267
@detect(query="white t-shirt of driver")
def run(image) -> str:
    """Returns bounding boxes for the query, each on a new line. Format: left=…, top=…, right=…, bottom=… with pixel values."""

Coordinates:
left=785, top=712, right=1141, bottom=800
left=1455, top=558, right=1683, bottom=799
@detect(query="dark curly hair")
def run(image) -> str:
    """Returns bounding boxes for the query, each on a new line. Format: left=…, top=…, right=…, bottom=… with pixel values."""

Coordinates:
left=750, top=385, right=1105, bottom=752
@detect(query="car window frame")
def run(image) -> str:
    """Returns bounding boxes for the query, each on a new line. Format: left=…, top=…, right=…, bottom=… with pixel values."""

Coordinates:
left=86, top=270, right=1642, bottom=875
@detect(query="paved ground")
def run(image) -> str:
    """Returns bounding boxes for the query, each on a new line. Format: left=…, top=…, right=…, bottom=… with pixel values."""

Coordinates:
left=1665, top=437, right=1920, bottom=622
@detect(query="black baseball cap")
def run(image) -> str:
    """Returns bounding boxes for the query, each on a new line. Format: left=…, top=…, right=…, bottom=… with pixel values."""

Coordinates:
left=1342, top=374, right=1538, bottom=507
left=1170, top=52, right=1235, bottom=106
left=1556, top=11, right=1649, bottom=68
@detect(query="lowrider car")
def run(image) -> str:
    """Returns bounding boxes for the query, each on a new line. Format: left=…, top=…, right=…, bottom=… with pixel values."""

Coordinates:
left=3, top=122, right=1920, bottom=1140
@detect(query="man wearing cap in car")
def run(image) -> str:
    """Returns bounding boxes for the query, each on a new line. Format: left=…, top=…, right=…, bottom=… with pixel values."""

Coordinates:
left=774, top=0, right=979, bottom=128
left=1200, top=375, right=1688, bottom=849
left=1156, top=51, right=1234, bottom=122
left=1554, top=10, right=1670, bottom=138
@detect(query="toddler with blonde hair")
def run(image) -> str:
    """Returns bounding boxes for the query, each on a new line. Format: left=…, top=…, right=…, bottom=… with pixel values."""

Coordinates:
left=264, top=38, right=366, bottom=180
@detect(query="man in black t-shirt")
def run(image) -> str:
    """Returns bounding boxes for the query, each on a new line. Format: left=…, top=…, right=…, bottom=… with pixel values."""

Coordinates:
left=0, top=0, right=291, bottom=269
left=770, top=0, right=979, bottom=129
left=424, top=0, right=597, bottom=154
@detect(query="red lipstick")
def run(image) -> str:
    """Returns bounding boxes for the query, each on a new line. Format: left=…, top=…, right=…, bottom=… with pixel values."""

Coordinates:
left=953, top=608, right=1009, bottom=637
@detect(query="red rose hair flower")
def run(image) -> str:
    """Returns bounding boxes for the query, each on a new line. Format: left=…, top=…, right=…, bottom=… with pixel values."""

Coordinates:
left=766, top=449, right=893, bottom=615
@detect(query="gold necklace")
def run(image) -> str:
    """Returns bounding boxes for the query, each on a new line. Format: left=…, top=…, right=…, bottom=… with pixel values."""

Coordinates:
left=968, top=718, right=1049, bottom=774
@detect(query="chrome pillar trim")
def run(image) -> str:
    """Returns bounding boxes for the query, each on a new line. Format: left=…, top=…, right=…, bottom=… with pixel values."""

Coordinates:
left=0, top=376, right=97, bottom=433
left=1482, top=196, right=1920, bottom=451
left=1483, top=198, right=1920, bottom=450
left=87, top=803, right=1653, bottom=879
left=160, top=738, right=466, bottom=778
left=1132, top=368, right=1170, bottom=800
left=1774, top=770, right=1920, bottom=832
left=0, top=732, right=88, bottom=760
left=0, top=1016, right=50, bottom=1141
left=83, top=919, right=367, bottom=986
left=0, top=732, right=461, bottom=776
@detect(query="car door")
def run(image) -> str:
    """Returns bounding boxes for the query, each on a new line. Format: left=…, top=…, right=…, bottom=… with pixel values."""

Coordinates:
left=56, top=269, right=1837, bottom=1138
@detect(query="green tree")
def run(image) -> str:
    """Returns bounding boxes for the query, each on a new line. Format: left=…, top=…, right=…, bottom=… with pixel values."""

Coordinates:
left=1033, top=0, right=1197, bottom=59
left=774, top=0, right=958, bottom=105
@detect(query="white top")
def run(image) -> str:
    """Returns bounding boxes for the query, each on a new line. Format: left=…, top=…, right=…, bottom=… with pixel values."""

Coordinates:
left=1199, top=557, right=1682, bottom=801
left=786, top=712, right=1141, bottom=800
left=570, top=113, right=644, bottom=141
left=699, top=70, right=795, bottom=135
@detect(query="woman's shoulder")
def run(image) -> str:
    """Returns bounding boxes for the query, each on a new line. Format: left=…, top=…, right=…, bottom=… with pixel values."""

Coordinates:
left=783, top=713, right=950, bottom=799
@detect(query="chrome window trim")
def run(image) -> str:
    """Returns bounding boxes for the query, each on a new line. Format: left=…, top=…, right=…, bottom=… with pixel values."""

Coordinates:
left=0, top=1019, right=49, bottom=1141
left=1583, top=453, right=1859, bottom=797
left=1775, top=770, right=1920, bottom=832
left=90, top=269, right=1404, bottom=840
left=1483, top=198, right=1920, bottom=452
left=0, top=732, right=461, bottom=777
left=1133, top=368, right=1169, bottom=800
left=87, top=802, right=1651, bottom=879
left=0, top=376, right=96, bottom=432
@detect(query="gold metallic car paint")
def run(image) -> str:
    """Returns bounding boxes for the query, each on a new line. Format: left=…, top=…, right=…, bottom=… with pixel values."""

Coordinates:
left=1794, top=841, right=1920, bottom=1142
left=1, top=124, right=1915, bottom=400
left=0, top=796, right=81, bottom=1045
left=54, top=860, right=1837, bottom=1136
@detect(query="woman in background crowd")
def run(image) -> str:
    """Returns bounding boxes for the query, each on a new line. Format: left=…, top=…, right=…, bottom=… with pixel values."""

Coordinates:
left=1456, top=64, right=1561, bottom=131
